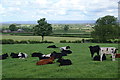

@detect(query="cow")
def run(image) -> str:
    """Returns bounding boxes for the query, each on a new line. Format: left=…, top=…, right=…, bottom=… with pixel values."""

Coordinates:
left=32, top=52, right=50, bottom=60
left=89, top=45, right=100, bottom=58
left=18, top=52, right=28, bottom=59
left=10, top=53, right=19, bottom=58
left=47, top=45, right=58, bottom=48
left=115, top=54, right=120, bottom=58
left=36, top=56, right=55, bottom=65
left=0, top=53, right=9, bottom=60
left=93, top=54, right=106, bottom=61
left=60, top=46, right=70, bottom=50
left=57, top=58, right=72, bottom=66
left=61, top=50, right=72, bottom=54
left=50, top=51, right=67, bottom=59
left=100, top=47, right=118, bottom=61
left=31, top=52, right=43, bottom=57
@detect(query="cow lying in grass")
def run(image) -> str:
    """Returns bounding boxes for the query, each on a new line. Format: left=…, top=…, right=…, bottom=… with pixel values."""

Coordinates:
left=31, top=52, right=51, bottom=60
left=36, top=56, right=55, bottom=65
left=60, top=46, right=70, bottom=50
left=115, top=54, right=120, bottom=58
left=100, top=47, right=118, bottom=61
left=50, top=51, right=67, bottom=59
left=93, top=54, right=106, bottom=61
left=61, top=50, right=72, bottom=54
left=10, top=53, right=19, bottom=58
left=57, top=58, right=72, bottom=66
left=18, top=52, right=28, bottom=59
left=0, top=53, right=9, bottom=60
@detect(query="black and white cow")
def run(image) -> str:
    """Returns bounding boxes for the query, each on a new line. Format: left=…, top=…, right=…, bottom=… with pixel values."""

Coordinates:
left=31, top=52, right=43, bottom=57
left=18, top=52, right=28, bottom=59
left=99, top=47, right=118, bottom=61
left=61, top=50, right=72, bottom=54
left=57, top=58, right=72, bottom=66
left=60, top=46, right=70, bottom=50
left=0, top=53, right=9, bottom=60
left=50, top=51, right=65, bottom=59
left=10, top=53, right=19, bottom=58
left=89, top=45, right=100, bottom=57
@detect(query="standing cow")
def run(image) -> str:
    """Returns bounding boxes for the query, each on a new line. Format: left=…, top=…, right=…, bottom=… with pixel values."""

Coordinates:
left=100, top=47, right=118, bottom=61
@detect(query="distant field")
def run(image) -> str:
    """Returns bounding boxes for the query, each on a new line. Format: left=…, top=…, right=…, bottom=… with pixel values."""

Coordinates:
left=2, top=43, right=119, bottom=78
left=2, top=35, right=90, bottom=43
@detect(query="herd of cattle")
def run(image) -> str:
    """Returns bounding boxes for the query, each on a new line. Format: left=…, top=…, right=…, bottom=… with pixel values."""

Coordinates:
left=0, top=45, right=120, bottom=66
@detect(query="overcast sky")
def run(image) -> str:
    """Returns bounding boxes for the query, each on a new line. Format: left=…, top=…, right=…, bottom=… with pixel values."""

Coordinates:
left=0, top=0, right=119, bottom=22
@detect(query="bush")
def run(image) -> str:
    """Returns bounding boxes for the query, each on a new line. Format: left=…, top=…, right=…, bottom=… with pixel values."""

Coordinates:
left=60, top=40, right=81, bottom=43
left=1, top=39, right=15, bottom=44
left=0, top=39, right=54, bottom=44
left=60, top=40, right=67, bottom=43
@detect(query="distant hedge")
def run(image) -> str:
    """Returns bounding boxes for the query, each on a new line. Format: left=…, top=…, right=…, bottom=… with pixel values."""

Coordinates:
left=59, top=39, right=120, bottom=43
left=0, top=39, right=54, bottom=44
left=60, top=40, right=81, bottom=43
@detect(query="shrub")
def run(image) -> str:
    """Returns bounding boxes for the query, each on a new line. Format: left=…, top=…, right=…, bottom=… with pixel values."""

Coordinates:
left=60, top=40, right=67, bottom=43
left=1, top=39, right=15, bottom=44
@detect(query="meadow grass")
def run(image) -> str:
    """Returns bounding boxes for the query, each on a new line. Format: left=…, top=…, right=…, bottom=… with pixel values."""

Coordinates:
left=1, top=43, right=119, bottom=78
left=2, top=35, right=89, bottom=43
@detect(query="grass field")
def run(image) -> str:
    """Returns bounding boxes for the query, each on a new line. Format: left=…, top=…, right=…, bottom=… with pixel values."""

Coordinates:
left=2, top=35, right=89, bottom=43
left=1, top=43, right=119, bottom=78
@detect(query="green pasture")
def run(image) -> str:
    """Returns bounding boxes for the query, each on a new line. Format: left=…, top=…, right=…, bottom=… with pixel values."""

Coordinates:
left=1, top=43, right=119, bottom=78
left=2, top=35, right=89, bottom=43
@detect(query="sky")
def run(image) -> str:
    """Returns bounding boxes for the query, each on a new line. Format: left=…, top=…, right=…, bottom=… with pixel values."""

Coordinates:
left=0, top=0, right=119, bottom=22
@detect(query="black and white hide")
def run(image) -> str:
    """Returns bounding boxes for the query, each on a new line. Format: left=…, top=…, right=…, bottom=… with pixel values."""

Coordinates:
left=18, top=52, right=28, bottom=59
left=10, top=53, right=19, bottom=58
left=60, top=46, right=70, bottom=50
left=99, top=47, right=118, bottom=61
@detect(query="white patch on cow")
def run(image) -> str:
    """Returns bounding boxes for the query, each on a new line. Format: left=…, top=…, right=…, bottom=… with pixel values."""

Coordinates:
left=42, top=53, right=51, bottom=57
left=60, top=47, right=68, bottom=50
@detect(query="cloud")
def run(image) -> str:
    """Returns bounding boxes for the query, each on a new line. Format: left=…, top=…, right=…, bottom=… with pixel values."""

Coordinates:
left=0, top=0, right=119, bottom=22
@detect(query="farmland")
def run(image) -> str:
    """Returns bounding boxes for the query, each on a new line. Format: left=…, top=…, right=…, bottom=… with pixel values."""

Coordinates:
left=2, top=35, right=90, bottom=43
left=1, top=43, right=119, bottom=78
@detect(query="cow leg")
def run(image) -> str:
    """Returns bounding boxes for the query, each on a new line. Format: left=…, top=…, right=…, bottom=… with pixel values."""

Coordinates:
left=100, top=52, right=103, bottom=61
left=112, top=54, right=115, bottom=61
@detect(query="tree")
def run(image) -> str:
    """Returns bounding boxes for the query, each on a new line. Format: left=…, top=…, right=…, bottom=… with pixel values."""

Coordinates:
left=9, top=24, right=17, bottom=31
left=91, top=15, right=119, bottom=42
left=33, top=18, right=52, bottom=41
left=64, top=25, right=69, bottom=32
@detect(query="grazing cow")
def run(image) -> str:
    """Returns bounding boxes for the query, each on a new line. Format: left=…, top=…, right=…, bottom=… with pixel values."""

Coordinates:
left=60, top=46, right=70, bottom=50
left=47, top=45, right=58, bottom=48
left=57, top=58, right=72, bottom=66
left=93, top=54, right=106, bottom=61
left=10, top=53, right=19, bottom=58
left=115, top=54, right=120, bottom=58
left=89, top=45, right=100, bottom=58
left=61, top=50, right=72, bottom=54
left=100, top=47, right=118, bottom=61
left=18, top=52, right=28, bottom=59
left=0, top=53, right=9, bottom=60
left=36, top=56, right=55, bottom=65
